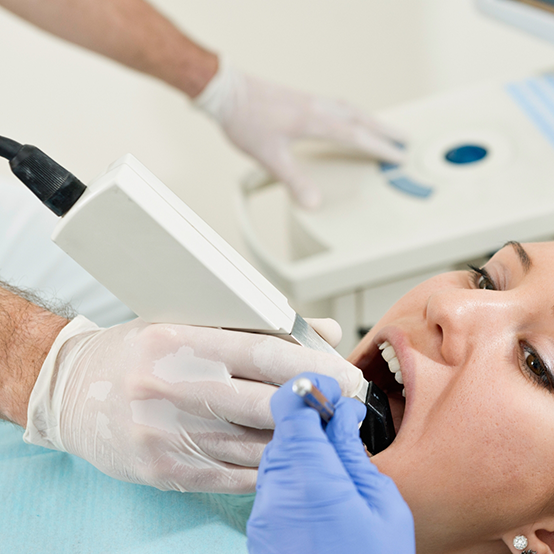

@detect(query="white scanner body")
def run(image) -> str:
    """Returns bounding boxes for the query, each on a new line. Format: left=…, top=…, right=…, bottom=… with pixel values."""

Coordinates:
left=51, top=154, right=298, bottom=335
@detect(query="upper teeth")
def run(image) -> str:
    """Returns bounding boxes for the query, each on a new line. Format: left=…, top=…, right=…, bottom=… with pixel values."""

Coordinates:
left=379, top=341, right=405, bottom=396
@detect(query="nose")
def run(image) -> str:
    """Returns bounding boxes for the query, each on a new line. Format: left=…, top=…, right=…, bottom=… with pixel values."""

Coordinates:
left=425, top=288, right=511, bottom=366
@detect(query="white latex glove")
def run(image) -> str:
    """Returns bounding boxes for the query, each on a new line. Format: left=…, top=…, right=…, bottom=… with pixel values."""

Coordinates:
left=195, top=58, right=406, bottom=209
left=23, top=316, right=361, bottom=494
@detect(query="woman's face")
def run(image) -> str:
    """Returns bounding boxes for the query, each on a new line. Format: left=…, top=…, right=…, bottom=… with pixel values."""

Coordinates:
left=349, top=241, right=554, bottom=554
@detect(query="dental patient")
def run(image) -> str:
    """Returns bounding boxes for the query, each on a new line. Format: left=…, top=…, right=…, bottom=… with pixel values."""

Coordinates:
left=3, top=229, right=554, bottom=553
left=249, top=240, right=554, bottom=554
left=350, top=240, right=554, bottom=554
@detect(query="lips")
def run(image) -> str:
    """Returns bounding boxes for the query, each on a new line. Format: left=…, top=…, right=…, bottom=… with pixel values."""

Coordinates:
left=352, top=338, right=406, bottom=436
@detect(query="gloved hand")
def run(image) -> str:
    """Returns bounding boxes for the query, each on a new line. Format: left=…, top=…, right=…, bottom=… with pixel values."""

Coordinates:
left=195, top=58, right=406, bottom=209
left=247, top=372, right=415, bottom=554
left=23, top=317, right=361, bottom=494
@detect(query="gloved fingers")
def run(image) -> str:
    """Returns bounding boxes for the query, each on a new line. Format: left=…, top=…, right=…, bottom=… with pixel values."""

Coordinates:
left=326, top=397, right=406, bottom=512
left=255, top=408, right=352, bottom=500
left=261, top=142, right=323, bottom=209
left=132, top=322, right=363, bottom=397
left=215, top=379, right=276, bottom=429
left=303, top=317, right=342, bottom=348
left=123, top=430, right=260, bottom=493
left=299, top=98, right=407, bottom=164
left=126, top=380, right=273, bottom=465
left=325, top=397, right=372, bottom=473
left=326, top=397, right=379, bottom=481
left=307, top=97, right=408, bottom=146
left=340, top=101, right=409, bottom=145
left=253, top=406, right=368, bottom=543
left=162, top=379, right=277, bottom=430
left=192, top=426, right=272, bottom=467
left=205, top=326, right=362, bottom=397
left=319, top=122, right=406, bottom=164
left=167, top=464, right=259, bottom=494
left=251, top=376, right=398, bottom=550
left=270, top=372, right=342, bottom=426
left=254, top=437, right=273, bottom=491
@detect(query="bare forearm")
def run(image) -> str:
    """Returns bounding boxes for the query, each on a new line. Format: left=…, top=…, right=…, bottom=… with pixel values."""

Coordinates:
left=0, top=284, right=69, bottom=427
left=0, top=0, right=217, bottom=97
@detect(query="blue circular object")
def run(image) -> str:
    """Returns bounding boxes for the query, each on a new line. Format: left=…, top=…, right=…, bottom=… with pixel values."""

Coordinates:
left=445, top=144, right=488, bottom=164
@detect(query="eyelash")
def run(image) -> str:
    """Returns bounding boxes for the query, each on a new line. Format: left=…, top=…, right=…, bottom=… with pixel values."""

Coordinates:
left=468, top=264, right=496, bottom=290
left=518, top=343, right=554, bottom=390
left=467, top=265, right=554, bottom=391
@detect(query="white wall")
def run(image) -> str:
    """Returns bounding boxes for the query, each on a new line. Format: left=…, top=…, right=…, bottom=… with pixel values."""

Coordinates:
left=1, top=0, right=554, bottom=258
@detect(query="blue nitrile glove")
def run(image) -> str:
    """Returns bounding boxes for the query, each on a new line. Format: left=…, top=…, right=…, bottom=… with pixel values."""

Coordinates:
left=247, top=372, right=415, bottom=554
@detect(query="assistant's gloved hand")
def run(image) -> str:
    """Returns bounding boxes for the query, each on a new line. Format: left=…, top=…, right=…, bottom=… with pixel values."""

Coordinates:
left=23, top=317, right=361, bottom=494
left=247, top=372, right=415, bottom=554
left=195, top=58, right=406, bottom=209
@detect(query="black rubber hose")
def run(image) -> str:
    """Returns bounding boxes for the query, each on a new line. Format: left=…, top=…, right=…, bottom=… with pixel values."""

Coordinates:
left=0, top=135, right=22, bottom=160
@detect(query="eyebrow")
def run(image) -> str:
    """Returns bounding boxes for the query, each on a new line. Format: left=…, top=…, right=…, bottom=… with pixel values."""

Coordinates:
left=503, top=241, right=532, bottom=273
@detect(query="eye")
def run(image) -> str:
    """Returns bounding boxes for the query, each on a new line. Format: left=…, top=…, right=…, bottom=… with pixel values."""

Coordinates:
left=519, top=342, right=554, bottom=391
left=468, top=265, right=497, bottom=291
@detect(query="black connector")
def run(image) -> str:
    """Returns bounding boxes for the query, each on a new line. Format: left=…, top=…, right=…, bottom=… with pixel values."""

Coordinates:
left=0, top=135, right=86, bottom=217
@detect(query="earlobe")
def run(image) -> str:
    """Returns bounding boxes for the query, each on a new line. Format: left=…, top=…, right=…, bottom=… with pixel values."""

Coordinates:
left=502, top=521, right=554, bottom=554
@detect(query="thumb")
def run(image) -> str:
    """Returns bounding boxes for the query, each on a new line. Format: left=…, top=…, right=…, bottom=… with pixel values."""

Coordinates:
left=304, top=317, right=342, bottom=348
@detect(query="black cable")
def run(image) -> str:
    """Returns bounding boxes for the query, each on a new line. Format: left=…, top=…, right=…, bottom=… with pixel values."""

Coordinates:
left=0, top=135, right=22, bottom=160
left=0, top=135, right=86, bottom=216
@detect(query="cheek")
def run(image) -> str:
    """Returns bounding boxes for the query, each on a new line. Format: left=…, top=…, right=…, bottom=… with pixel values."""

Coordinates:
left=376, top=366, right=554, bottom=532
left=435, top=366, right=554, bottom=494
left=425, top=386, right=528, bottom=492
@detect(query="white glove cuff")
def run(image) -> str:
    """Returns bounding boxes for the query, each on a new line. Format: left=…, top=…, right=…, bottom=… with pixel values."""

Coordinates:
left=23, top=315, right=99, bottom=451
left=193, top=55, right=240, bottom=121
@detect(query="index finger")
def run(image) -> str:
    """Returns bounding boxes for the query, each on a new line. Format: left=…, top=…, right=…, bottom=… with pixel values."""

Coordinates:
left=169, top=324, right=363, bottom=397
left=233, top=332, right=363, bottom=398
left=308, top=97, right=409, bottom=146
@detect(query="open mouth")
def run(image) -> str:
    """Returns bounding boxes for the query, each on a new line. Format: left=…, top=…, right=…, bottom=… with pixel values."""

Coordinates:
left=354, top=340, right=406, bottom=436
